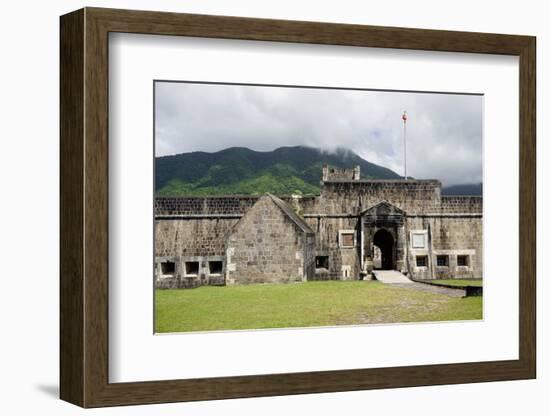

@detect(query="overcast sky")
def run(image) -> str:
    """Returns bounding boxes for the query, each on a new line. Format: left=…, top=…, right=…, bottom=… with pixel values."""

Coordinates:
left=155, top=82, right=482, bottom=186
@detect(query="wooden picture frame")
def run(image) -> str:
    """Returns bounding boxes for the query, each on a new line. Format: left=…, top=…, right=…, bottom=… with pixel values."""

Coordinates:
left=60, top=7, right=536, bottom=408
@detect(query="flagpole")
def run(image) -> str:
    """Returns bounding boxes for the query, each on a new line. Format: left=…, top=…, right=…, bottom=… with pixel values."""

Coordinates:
left=402, top=111, right=407, bottom=180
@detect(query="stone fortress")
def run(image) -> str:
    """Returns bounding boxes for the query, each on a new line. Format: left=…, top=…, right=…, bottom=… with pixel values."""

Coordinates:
left=155, top=165, right=482, bottom=288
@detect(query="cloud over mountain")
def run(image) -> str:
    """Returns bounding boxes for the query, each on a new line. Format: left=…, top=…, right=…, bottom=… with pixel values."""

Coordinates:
left=155, top=82, right=482, bottom=187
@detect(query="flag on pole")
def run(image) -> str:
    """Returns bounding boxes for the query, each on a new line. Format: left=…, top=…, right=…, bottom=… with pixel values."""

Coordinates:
left=402, top=111, right=407, bottom=180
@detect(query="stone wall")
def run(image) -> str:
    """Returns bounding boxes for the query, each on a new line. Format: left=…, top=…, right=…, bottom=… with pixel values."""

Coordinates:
left=226, top=195, right=314, bottom=284
left=440, top=196, right=482, bottom=214
left=155, top=189, right=481, bottom=218
left=322, top=165, right=360, bottom=181
left=317, top=180, right=442, bottom=215
left=304, top=233, right=316, bottom=282
left=305, top=216, right=361, bottom=280
left=154, top=217, right=239, bottom=288
left=283, top=195, right=319, bottom=216
left=155, top=217, right=238, bottom=258
left=405, top=215, right=483, bottom=280
left=155, top=196, right=259, bottom=216
left=154, top=180, right=483, bottom=287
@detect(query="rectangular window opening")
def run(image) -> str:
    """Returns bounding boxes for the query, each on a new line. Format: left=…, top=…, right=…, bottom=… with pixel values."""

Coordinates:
left=416, top=255, right=428, bottom=267
left=160, top=261, right=175, bottom=276
left=436, top=255, right=449, bottom=267
left=457, top=255, right=469, bottom=267
left=315, top=256, right=329, bottom=270
left=208, top=261, right=223, bottom=275
left=185, top=261, right=199, bottom=276
left=340, top=232, right=355, bottom=248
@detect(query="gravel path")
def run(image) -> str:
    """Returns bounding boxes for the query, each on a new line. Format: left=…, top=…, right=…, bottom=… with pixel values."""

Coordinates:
left=372, top=270, right=466, bottom=297
left=390, top=282, right=466, bottom=298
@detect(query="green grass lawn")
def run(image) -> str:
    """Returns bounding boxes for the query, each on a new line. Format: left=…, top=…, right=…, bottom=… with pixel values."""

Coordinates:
left=428, top=279, right=483, bottom=287
left=155, top=281, right=482, bottom=333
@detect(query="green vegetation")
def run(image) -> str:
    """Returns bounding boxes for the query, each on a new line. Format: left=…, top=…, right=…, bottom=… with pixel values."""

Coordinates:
left=157, top=167, right=320, bottom=196
left=429, top=279, right=483, bottom=287
left=155, top=146, right=401, bottom=196
left=155, top=146, right=482, bottom=196
left=155, top=281, right=482, bottom=333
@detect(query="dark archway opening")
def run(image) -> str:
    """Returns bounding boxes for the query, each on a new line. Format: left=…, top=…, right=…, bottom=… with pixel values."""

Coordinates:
left=373, top=229, right=395, bottom=270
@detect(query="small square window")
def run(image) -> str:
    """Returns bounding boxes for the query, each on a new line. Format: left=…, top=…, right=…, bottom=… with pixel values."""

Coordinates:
left=457, top=255, right=469, bottom=267
left=208, top=261, right=223, bottom=275
left=185, top=261, right=199, bottom=276
left=160, top=261, right=175, bottom=276
left=340, top=232, right=355, bottom=248
left=315, top=256, right=329, bottom=270
left=412, top=233, right=426, bottom=248
left=436, top=255, right=449, bottom=267
left=416, top=255, right=428, bottom=267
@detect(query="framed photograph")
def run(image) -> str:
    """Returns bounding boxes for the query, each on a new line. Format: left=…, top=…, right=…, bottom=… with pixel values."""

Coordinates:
left=60, top=7, right=536, bottom=408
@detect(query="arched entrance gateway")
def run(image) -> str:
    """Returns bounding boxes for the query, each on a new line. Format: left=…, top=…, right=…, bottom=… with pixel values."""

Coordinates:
left=372, top=229, right=395, bottom=270
left=360, top=201, right=407, bottom=274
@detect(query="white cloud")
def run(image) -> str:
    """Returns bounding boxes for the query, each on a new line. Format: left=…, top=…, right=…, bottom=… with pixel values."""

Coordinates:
left=155, top=82, right=482, bottom=186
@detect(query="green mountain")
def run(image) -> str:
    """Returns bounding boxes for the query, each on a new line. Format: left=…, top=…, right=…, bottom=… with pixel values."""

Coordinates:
left=155, top=146, right=402, bottom=196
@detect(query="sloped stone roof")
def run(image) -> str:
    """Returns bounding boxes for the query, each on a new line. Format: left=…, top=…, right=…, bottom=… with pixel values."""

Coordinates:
left=266, top=193, right=315, bottom=235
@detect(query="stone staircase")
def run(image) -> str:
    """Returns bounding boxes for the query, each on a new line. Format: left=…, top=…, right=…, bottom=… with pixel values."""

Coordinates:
left=372, top=270, right=413, bottom=284
left=372, top=270, right=465, bottom=297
